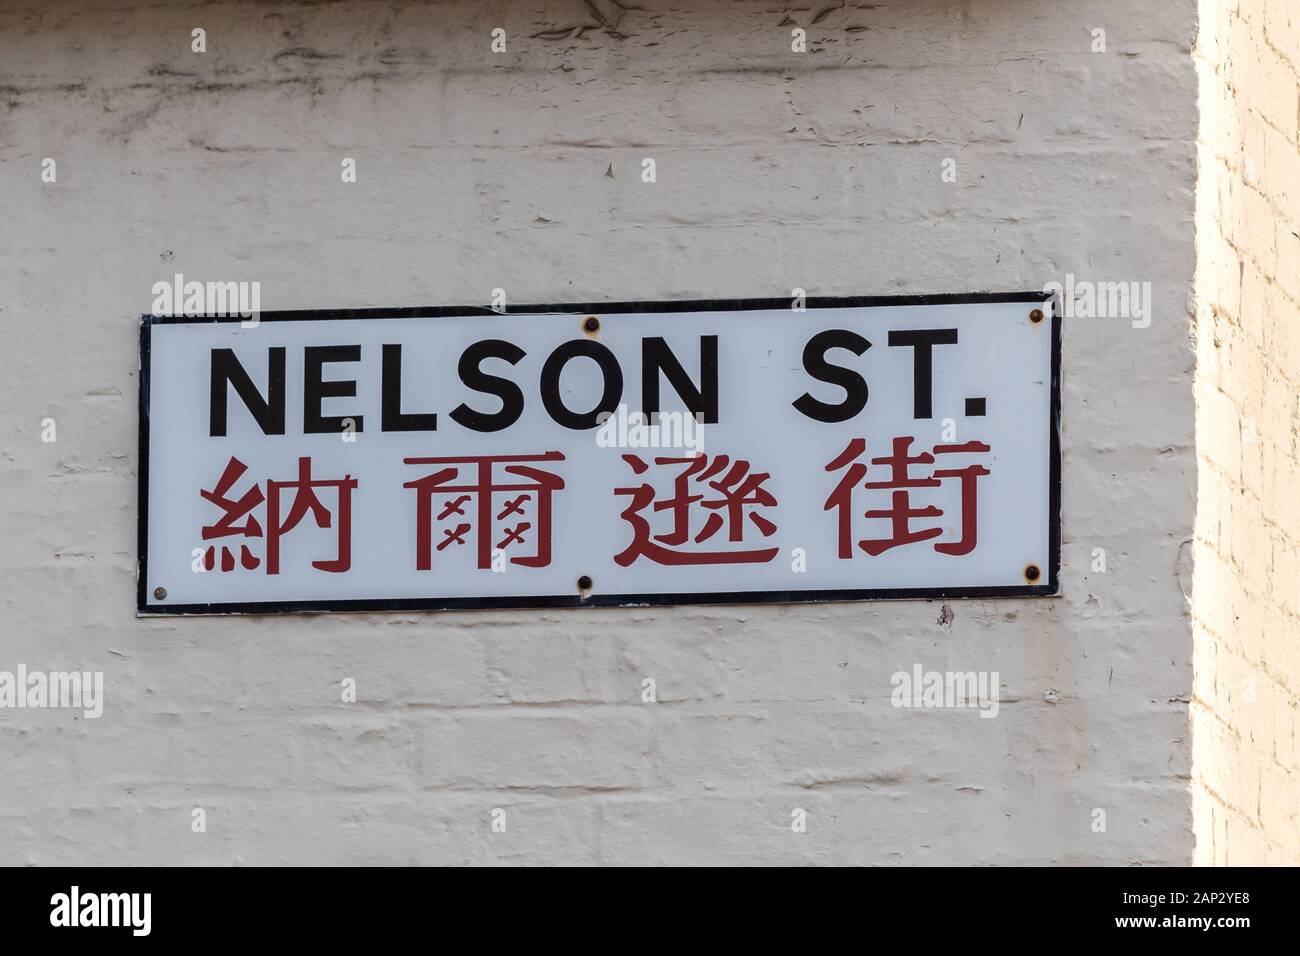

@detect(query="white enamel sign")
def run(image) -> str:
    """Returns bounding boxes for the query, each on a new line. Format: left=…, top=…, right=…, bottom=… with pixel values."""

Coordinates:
left=137, top=295, right=1059, bottom=614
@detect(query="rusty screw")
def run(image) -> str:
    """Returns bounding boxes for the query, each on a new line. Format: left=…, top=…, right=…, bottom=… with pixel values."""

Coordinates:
left=583, top=316, right=600, bottom=333
left=1029, top=309, right=1044, bottom=324
left=577, top=575, right=593, bottom=591
left=154, top=586, right=167, bottom=600
left=1024, top=564, right=1041, bottom=583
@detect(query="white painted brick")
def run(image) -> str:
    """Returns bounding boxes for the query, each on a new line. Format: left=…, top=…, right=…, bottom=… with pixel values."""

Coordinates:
left=0, top=0, right=1208, bottom=864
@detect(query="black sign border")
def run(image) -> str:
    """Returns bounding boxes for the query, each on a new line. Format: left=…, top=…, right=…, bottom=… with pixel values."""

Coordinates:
left=138, top=291, right=1061, bottom=616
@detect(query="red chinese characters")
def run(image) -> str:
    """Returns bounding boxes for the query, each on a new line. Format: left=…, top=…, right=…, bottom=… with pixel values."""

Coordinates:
left=614, top=453, right=779, bottom=566
left=199, top=456, right=357, bottom=574
left=402, top=452, right=565, bottom=571
left=196, top=437, right=991, bottom=582
left=824, top=437, right=990, bottom=558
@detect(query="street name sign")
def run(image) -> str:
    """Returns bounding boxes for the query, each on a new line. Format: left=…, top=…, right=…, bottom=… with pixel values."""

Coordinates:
left=137, top=293, right=1060, bottom=614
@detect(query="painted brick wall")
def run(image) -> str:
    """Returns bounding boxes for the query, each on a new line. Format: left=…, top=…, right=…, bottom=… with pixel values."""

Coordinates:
left=0, top=0, right=1197, bottom=864
left=1192, top=0, right=1300, bottom=865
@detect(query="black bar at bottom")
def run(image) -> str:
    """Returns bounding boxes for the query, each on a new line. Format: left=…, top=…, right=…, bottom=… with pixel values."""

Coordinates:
left=0, top=865, right=1289, bottom=942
